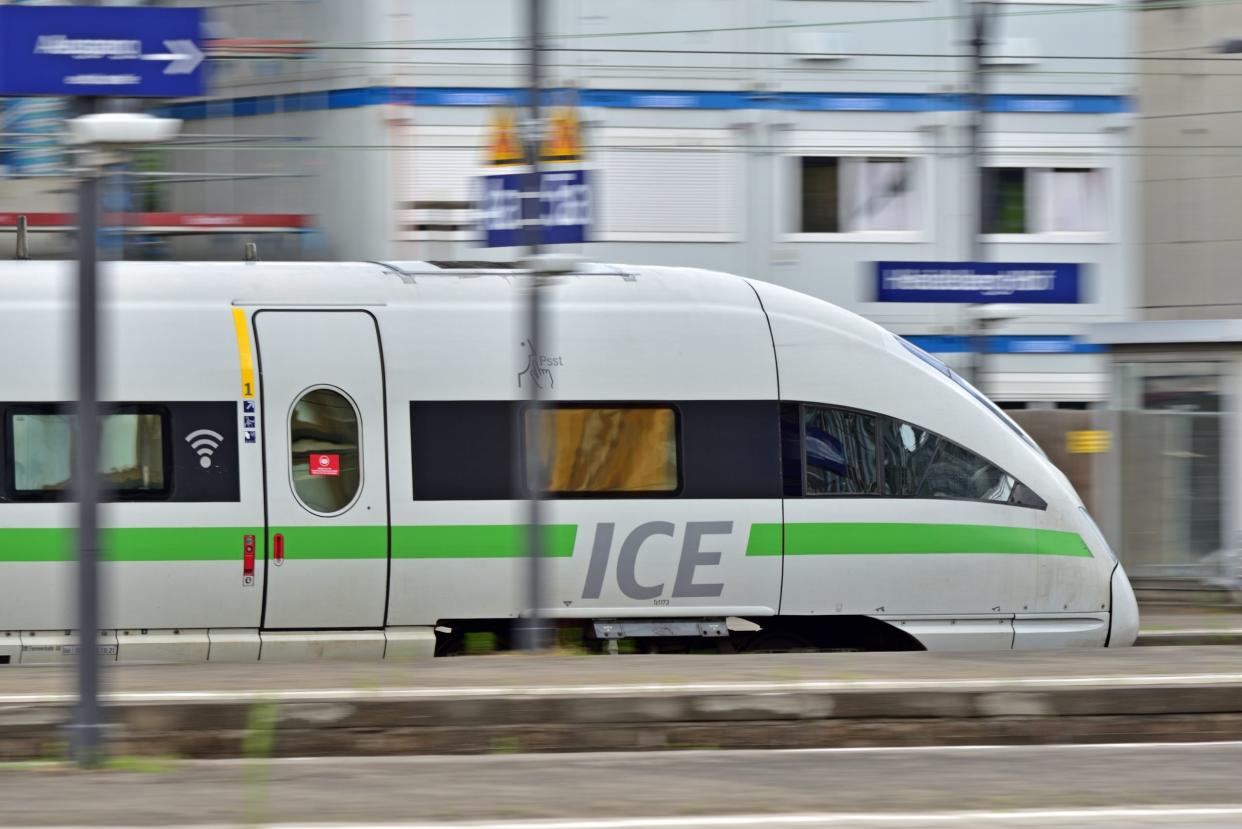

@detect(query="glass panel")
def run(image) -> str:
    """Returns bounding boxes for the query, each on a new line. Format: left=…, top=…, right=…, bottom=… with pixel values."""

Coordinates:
left=10, top=411, right=165, bottom=495
left=101, top=414, right=165, bottom=491
left=984, top=167, right=1027, bottom=233
left=882, top=419, right=1015, bottom=503
left=290, top=388, right=361, bottom=513
left=843, top=157, right=914, bottom=231
left=11, top=412, right=72, bottom=493
left=804, top=406, right=877, bottom=495
left=800, top=157, right=839, bottom=233
left=1047, top=168, right=1104, bottom=231
left=526, top=407, right=677, bottom=494
left=880, top=419, right=938, bottom=496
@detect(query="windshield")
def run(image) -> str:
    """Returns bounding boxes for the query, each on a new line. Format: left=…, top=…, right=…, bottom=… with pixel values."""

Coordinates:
left=894, top=336, right=1046, bottom=457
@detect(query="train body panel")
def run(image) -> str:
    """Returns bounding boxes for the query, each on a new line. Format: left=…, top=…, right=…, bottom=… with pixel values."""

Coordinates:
left=0, top=260, right=1134, bottom=660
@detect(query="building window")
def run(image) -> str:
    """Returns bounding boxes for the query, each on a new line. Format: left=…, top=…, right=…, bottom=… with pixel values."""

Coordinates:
left=984, top=167, right=1106, bottom=234
left=525, top=407, right=679, bottom=495
left=289, top=387, right=362, bottom=515
left=799, top=156, right=917, bottom=233
left=6, top=407, right=168, bottom=500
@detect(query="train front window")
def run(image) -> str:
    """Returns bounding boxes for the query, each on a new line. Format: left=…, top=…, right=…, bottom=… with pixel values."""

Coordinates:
left=6, top=408, right=168, bottom=500
left=524, top=406, right=678, bottom=495
left=881, top=419, right=1016, bottom=503
left=803, top=406, right=878, bottom=495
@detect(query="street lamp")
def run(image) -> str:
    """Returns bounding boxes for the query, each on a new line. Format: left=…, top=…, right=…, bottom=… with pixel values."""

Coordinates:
left=64, top=111, right=180, bottom=766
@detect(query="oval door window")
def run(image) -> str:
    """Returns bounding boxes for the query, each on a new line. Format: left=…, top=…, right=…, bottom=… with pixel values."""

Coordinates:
left=289, top=387, right=362, bottom=515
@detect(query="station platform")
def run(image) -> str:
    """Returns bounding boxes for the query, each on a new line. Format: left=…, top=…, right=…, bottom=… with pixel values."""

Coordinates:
left=3, top=642, right=1242, bottom=761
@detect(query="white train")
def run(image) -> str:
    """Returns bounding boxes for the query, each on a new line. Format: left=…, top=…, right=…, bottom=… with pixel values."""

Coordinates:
left=0, top=260, right=1138, bottom=663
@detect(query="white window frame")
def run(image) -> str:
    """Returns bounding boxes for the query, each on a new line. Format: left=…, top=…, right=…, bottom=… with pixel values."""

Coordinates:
left=779, top=130, right=930, bottom=244
left=982, top=133, right=1113, bottom=244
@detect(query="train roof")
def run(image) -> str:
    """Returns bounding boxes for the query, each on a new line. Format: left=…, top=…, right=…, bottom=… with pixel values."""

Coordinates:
left=0, top=259, right=887, bottom=347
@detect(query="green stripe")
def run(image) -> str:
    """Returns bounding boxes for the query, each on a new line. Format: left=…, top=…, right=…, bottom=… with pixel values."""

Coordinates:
left=0, top=528, right=74, bottom=562
left=0, top=527, right=261, bottom=562
left=744, top=523, right=782, bottom=557
left=746, top=522, right=1092, bottom=558
left=3, top=522, right=1089, bottom=563
left=270, top=525, right=387, bottom=560
left=393, top=524, right=577, bottom=559
left=0, top=525, right=571, bottom=562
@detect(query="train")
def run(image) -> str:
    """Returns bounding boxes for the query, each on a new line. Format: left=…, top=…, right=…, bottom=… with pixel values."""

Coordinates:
left=0, top=260, right=1139, bottom=663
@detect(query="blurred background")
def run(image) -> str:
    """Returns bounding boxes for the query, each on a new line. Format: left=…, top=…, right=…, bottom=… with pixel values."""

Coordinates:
left=1, top=0, right=1240, bottom=602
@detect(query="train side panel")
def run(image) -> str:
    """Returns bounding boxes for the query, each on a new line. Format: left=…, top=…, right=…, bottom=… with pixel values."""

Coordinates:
left=1, top=266, right=265, bottom=661
left=381, top=269, right=784, bottom=626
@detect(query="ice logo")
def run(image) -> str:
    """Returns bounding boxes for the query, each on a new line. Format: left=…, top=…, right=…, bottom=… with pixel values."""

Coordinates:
left=185, top=429, right=224, bottom=469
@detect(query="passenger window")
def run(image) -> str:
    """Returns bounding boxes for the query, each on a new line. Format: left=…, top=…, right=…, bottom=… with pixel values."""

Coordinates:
left=525, top=406, right=678, bottom=494
left=289, top=388, right=361, bottom=514
left=880, top=420, right=937, bottom=497
left=101, top=413, right=166, bottom=493
left=881, top=419, right=1016, bottom=503
left=803, top=406, right=877, bottom=495
left=7, top=408, right=168, bottom=500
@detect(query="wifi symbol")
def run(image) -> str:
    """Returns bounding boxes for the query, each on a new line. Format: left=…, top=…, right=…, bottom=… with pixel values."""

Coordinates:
left=186, top=429, right=224, bottom=469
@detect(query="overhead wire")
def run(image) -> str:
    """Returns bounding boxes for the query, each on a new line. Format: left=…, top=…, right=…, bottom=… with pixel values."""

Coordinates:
left=291, top=0, right=1240, bottom=47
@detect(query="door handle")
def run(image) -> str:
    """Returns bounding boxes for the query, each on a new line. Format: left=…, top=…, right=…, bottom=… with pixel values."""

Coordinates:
left=273, top=532, right=284, bottom=566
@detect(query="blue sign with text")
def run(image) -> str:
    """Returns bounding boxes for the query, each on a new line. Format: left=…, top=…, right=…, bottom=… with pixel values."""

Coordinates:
left=0, top=5, right=204, bottom=98
left=478, top=168, right=591, bottom=248
left=875, top=262, right=1081, bottom=304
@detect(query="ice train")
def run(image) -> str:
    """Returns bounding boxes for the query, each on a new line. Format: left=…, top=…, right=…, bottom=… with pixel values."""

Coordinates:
left=0, top=260, right=1138, bottom=663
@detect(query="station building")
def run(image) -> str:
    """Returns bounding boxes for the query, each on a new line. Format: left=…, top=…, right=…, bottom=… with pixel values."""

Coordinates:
left=1090, top=3, right=1241, bottom=590
left=2, top=2, right=1134, bottom=416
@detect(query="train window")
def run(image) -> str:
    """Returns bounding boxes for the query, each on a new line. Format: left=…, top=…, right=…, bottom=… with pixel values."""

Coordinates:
left=289, top=388, right=361, bottom=514
left=525, top=406, right=678, bottom=495
left=803, top=406, right=878, bottom=495
left=881, top=419, right=1016, bottom=503
left=1011, top=481, right=1047, bottom=510
left=6, top=407, right=168, bottom=500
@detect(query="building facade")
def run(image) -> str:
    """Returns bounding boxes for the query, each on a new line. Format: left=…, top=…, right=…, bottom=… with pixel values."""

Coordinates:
left=1090, top=3, right=1241, bottom=587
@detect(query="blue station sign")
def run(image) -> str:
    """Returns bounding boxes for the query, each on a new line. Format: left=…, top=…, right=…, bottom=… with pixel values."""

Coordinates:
left=478, top=168, right=591, bottom=248
left=875, top=261, right=1081, bottom=304
left=0, top=5, right=204, bottom=98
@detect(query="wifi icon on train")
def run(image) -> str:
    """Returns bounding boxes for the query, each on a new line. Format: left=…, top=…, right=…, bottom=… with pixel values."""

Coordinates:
left=185, top=429, right=224, bottom=468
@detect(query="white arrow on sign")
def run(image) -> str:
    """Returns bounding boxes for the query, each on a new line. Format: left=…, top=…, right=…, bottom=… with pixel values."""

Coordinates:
left=141, top=39, right=203, bottom=75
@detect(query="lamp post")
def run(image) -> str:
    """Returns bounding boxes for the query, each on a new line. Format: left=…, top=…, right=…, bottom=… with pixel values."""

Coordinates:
left=65, top=112, right=180, bottom=766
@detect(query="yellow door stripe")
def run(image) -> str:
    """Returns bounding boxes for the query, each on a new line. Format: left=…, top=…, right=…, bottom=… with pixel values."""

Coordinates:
left=231, top=307, right=256, bottom=399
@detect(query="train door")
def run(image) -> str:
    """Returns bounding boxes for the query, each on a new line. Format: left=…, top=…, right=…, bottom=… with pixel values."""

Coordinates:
left=254, top=311, right=389, bottom=629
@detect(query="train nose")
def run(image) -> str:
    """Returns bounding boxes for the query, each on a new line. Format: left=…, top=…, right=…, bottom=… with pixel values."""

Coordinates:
left=1108, top=563, right=1140, bottom=647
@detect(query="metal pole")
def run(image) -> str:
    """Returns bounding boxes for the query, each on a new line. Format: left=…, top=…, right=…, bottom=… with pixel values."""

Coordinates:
left=73, top=95, right=103, bottom=767
left=965, top=1, right=991, bottom=388
left=517, top=0, right=549, bottom=652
